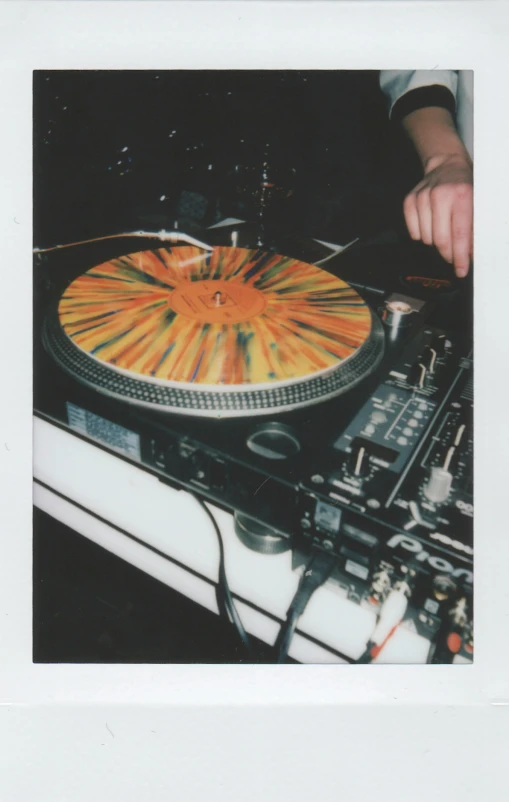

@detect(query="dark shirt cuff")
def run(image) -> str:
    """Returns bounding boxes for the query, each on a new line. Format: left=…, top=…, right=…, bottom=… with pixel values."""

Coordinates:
left=391, top=85, right=456, bottom=123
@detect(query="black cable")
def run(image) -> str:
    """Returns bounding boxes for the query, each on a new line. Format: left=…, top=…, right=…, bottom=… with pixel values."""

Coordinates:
left=275, top=549, right=337, bottom=664
left=190, top=493, right=253, bottom=655
left=275, top=609, right=300, bottom=664
left=356, top=643, right=376, bottom=664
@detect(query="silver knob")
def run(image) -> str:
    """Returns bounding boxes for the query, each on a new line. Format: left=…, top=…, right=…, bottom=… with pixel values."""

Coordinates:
left=380, top=299, right=415, bottom=330
left=424, top=466, right=453, bottom=504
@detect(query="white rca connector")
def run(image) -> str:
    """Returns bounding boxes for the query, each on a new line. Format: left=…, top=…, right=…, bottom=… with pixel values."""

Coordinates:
left=370, top=583, right=410, bottom=646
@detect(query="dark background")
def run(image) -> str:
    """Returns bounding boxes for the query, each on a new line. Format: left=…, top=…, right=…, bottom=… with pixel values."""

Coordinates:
left=33, top=70, right=423, bottom=663
left=33, top=508, right=278, bottom=663
left=33, top=69, right=421, bottom=248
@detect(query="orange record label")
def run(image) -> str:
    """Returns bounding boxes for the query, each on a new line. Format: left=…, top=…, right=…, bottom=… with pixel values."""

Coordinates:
left=170, top=280, right=267, bottom=324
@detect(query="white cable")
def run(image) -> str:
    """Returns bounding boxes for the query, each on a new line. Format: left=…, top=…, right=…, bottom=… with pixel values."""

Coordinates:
left=33, top=228, right=213, bottom=255
left=370, top=586, right=409, bottom=646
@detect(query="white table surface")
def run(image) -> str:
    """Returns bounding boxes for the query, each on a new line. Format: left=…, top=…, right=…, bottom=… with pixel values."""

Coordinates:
left=33, top=416, right=432, bottom=664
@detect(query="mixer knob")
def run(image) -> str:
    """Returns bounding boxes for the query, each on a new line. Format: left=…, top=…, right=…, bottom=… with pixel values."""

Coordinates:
left=409, top=361, right=428, bottom=390
left=349, top=443, right=370, bottom=478
left=380, top=299, right=415, bottom=330
left=432, top=334, right=448, bottom=357
left=423, top=466, right=453, bottom=504
left=423, top=346, right=438, bottom=376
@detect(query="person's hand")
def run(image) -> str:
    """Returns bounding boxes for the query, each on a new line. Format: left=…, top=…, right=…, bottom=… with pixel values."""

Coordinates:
left=403, top=152, right=473, bottom=278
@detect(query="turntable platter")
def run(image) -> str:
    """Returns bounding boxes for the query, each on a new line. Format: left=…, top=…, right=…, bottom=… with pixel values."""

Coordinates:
left=44, top=245, right=384, bottom=416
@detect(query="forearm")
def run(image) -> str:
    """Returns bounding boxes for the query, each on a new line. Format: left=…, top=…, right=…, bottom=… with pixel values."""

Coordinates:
left=402, top=106, right=472, bottom=174
left=399, top=105, right=473, bottom=278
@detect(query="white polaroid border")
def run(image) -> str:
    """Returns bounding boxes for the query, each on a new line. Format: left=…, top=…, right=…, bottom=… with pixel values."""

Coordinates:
left=1, top=1, right=508, bottom=799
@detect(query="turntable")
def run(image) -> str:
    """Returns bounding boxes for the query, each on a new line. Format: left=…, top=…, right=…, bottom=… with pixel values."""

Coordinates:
left=44, top=243, right=384, bottom=416
left=34, top=228, right=474, bottom=664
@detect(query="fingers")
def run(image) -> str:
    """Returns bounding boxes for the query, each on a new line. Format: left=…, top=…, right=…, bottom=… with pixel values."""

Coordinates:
left=404, top=182, right=435, bottom=247
left=403, top=190, right=421, bottom=242
left=430, top=187, right=454, bottom=266
left=416, top=187, right=433, bottom=246
left=450, top=187, right=473, bottom=278
left=404, top=182, right=473, bottom=278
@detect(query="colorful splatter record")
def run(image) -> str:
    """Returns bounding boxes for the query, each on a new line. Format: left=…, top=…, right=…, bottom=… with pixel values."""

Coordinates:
left=58, top=246, right=372, bottom=386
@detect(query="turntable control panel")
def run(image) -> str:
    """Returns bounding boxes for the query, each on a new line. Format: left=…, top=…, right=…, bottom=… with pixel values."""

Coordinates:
left=309, top=325, right=461, bottom=509
left=295, top=325, right=473, bottom=662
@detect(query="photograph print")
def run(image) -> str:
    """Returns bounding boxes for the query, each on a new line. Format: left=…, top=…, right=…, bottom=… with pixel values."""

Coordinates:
left=33, top=68, right=473, bottom=665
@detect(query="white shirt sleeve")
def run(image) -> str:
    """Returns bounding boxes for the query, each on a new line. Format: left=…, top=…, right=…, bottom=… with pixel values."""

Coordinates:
left=379, top=70, right=472, bottom=158
left=379, top=70, right=458, bottom=119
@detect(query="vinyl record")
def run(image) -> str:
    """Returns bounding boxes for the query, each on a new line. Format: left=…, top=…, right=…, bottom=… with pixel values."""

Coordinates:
left=58, top=245, right=372, bottom=384
left=45, top=245, right=384, bottom=416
